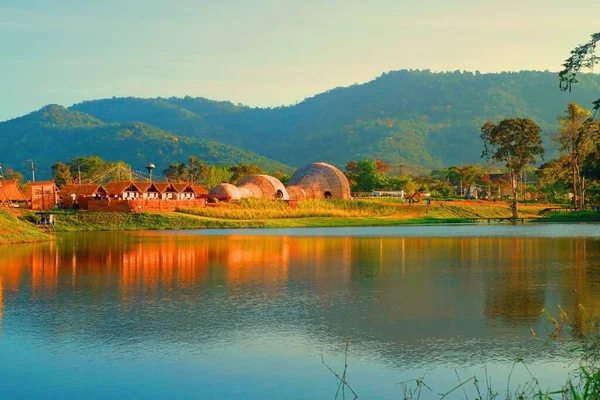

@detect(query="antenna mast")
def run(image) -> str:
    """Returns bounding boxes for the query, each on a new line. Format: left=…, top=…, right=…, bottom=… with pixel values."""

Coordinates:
left=29, top=160, right=36, bottom=182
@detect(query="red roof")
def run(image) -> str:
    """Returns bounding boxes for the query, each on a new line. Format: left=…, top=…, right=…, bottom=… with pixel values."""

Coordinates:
left=0, top=180, right=27, bottom=202
left=192, top=185, right=208, bottom=195
left=105, top=181, right=141, bottom=195
left=24, top=181, right=57, bottom=200
left=173, top=183, right=194, bottom=193
left=59, top=184, right=107, bottom=196
left=153, top=182, right=178, bottom=193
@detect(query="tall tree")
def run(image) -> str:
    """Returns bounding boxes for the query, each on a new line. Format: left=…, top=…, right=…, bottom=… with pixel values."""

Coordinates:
left=559, top=31, right=600, bottom=117
left=188, top=156, right=208, bottom=185
left=228, top=164, right=263, bottom=184
left=204, top=166, right=234, bottom=189
left=163, top=163, right=189, bottom=182
left=551, top=102, right=599, bottom=209
left=481, top=118, right=544, bottom=220
left=1, top=167, right=24, bottom=184
left=51, top=162, right=72, bottom=188
left=344, top=159, right=388, bottom=192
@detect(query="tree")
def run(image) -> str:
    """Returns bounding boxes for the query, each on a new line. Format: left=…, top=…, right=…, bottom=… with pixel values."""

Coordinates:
left=444, top=166, right=481, bottom=197
left=188, top=156, right=208, bottom=185
left=1, top=167, right=24, bottom=184
left=551, top=102, right=599, bottom=209
left=344, top=159, right=388, bottom=192
left=481, top=118, right=544, bottom=220
left=273, top=171, right=291, bottom=186
left=204, top=166, right=233, bottom=189
left=51, top=162, right=72, bottom=188
left=559, top=31, right=600, bottom=117
left=67, top=156, right=106, bottom=183
left=229, top=164, right=263, bottom=184
left=163, top=163, right=189, bottom=182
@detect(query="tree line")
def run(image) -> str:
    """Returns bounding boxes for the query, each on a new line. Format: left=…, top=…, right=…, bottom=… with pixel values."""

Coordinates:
left=47, top=155, right=290, bottom=190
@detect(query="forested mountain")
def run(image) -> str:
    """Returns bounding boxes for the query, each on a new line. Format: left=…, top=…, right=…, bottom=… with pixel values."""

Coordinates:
left=3, top=70, right=600, bottom=179
left=0, top=105, right=291, bottom=179
left=70, top=70, right=600, bottom=168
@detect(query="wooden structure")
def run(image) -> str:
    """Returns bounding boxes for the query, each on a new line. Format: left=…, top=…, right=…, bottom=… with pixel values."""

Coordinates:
left=209, top=183, right=242, bottom=201
left=105, top=181, right=143, bottom=200
left=287, top=162, right=351, bottom=200
left=173, top=183, right=196, bottom=200
left=25, top=181, right=58, bottom=210
left=0, top=180, right=27, bottom=206
left=87, top=198, right=206, bottom=212
left=153, top=182, right=180, bottom=200
left=238, top=175, right=289, bottom=200
left=193, top=185, right=209, bottom=196
left=59, top=184, right=108, bottom=209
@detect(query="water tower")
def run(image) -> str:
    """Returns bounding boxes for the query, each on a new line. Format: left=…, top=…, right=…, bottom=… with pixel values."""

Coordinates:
left=145, top=162, right=156, bottom=182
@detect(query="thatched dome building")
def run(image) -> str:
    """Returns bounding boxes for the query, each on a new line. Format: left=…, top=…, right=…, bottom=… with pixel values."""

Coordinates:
left=287, top=162, right=351, bottom=200
left=208, top=183, right=242, bottom=201
left=238, top=175, right=289, bottom=200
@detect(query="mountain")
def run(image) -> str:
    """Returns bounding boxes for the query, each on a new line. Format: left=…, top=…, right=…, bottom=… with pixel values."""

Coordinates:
left=70, top=70, right=600, bottom=168
left=0, top=105, right=291, bottom=179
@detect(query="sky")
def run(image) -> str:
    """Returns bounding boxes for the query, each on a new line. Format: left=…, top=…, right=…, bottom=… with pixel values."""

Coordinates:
left=0, top=0, right=598, bottom=121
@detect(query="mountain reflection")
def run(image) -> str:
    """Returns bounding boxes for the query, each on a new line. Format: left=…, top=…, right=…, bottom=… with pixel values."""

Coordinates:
left=1, top=232, right=600, bottom=365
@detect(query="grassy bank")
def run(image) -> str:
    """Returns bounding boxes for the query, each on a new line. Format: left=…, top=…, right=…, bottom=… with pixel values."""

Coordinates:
left=51, top=200, right=600, bottom=232
left=179, top=198, right=396, bottom=220
left=0, top=210, right=52, bottom=244
left=535, top=210, right=600, bottom=223
left=54, top=210, right=267, bottom=231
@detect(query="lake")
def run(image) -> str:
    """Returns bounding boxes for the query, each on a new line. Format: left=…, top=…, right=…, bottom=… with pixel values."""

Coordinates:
left=1, top=224, right=599, bottom=399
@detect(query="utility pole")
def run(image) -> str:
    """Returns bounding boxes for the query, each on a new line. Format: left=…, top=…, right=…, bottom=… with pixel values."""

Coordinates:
left=27, top=160, right=36, bottom=182
left=78, top=164, right=82, bottom=185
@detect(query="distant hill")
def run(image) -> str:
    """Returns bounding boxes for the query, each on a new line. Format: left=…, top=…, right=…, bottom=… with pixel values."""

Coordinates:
left=0, top=105, right=291, bottom=179
left=70, top=70, right=600, bottom=168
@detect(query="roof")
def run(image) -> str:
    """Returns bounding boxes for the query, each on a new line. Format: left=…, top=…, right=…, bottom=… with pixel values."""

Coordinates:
left=59, top=184, right=107, bottom=196
left=192, top=185, right=208, bottom=195
left=0, top=180, right=27, bottom=202
left=173, top=183, right=193, bottom=193
left=24, top=181, right=58, bottom=200
left=153, top=182, right=178, bottom=193
left=104, top=181, right=141, bottom=195
left=133, top=181, right=153, bottom=192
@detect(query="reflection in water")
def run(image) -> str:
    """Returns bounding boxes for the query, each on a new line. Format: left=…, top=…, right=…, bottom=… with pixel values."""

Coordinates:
left=1, top=231, right=600, bottom=398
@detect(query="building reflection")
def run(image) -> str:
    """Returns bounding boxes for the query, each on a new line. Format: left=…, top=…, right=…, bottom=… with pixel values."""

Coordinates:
left=0, top=233, right=599, bottom=345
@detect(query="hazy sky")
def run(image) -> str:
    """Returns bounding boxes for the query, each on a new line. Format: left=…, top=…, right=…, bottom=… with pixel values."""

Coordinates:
left=1, top=0, right=598, bottom=121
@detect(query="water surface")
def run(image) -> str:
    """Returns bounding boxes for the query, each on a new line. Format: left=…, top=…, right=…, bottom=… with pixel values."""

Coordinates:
left=1, top=224, right=599, bottom=398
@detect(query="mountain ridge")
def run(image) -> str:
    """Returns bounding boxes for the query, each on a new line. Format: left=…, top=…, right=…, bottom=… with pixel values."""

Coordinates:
left=69, top=69, right=600, bottom=168
left=0, top=105, right=292, bottom=179
left=2, top=70, right=600, bottom=179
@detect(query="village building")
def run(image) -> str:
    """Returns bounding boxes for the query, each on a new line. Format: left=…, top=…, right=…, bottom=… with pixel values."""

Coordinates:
left=153, top=182, right=180, bottom=200
left=172, top=183, right=196, bottom=200
left=192, top=185, right=209, bottom=197
left=105, top=181, right=143, bottom=200
left=59, top=184, right=108, bottom=209
left=24, top=181, right=59, bottom=210
left=0, top=180, right=27, bottom=206
left=132, top=182, right=162, bottom=200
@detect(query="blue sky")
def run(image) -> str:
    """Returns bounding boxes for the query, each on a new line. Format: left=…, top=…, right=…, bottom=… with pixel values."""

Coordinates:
left=1, top=0, right=598, bottom=121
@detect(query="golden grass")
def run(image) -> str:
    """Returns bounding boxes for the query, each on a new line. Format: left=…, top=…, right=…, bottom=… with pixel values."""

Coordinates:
left=178, top=198, right=396, bottom=220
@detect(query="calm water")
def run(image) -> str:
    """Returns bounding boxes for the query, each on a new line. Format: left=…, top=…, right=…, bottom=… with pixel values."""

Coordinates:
left=1, top=224, right=600, bottom=399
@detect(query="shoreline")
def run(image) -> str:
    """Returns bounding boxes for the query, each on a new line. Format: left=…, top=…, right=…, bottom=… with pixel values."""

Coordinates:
left=3, top=202, right=598, bottom=244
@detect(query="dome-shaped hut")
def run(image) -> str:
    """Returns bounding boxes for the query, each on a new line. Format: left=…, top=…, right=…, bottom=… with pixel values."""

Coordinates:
left=286, top=185, right=308, bottom=201
left=287, top=162, right=351, bottom=200
left=208, top=183, right=242, bottom=201
left=238, top=175, right=289, bottom=200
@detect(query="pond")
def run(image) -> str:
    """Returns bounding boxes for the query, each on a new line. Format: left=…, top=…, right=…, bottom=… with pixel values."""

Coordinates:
left=1, top=224, right=599, bottom=399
